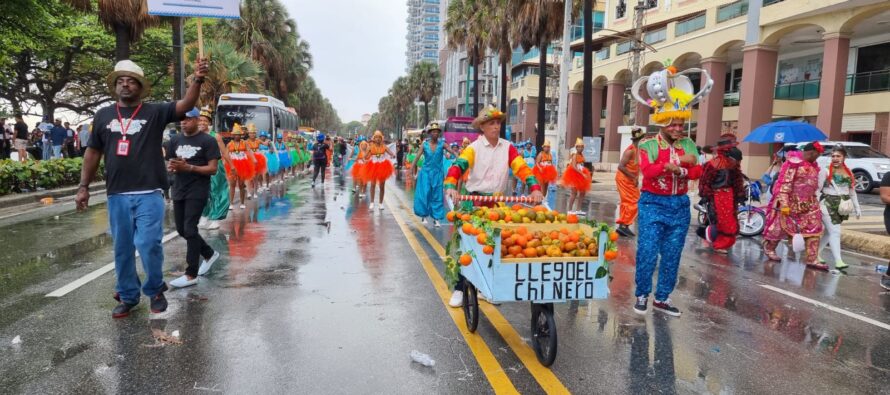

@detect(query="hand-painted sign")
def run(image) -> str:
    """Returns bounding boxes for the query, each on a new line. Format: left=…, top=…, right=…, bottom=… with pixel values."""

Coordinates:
left=506, top=261, right=599, bottom=301
left=147, top=0, right=241, bottom=19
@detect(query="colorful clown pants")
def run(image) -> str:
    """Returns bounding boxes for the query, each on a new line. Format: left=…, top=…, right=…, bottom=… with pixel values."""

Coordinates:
left=635, top=192, right=690, bottom=301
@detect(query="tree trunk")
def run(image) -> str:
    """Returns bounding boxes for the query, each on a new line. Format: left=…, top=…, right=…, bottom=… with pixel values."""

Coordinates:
left=423, top=101, right=429, bottom=126
left=500, top=58, right=508, bottom=139
left=582, top=0, right=593, bottom=138
left=472, top=45, right=480, bottom=116
left=536, top=42, right=548, bottom=148
left=172, top=18, right=184, bottom=100
left=113, top=23, right=131, bottom=62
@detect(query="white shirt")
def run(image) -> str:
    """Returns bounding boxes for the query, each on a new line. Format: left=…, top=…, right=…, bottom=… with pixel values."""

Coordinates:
left=465, top=137, right=511, bottom=194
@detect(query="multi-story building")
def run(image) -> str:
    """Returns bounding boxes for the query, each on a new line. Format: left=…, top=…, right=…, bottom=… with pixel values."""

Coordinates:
left=406, top=0, right=441, bottom=72
left=566, top=0, right=890, bottom=175
left=437, top=0, right=501, bottom=119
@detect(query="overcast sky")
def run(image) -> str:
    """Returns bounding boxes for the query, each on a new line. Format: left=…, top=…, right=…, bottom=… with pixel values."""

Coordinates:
left=285, top=1, right=408, bottom=123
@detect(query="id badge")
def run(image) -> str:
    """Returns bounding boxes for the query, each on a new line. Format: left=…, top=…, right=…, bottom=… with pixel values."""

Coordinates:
left=116, top=139, right=130, bottom=156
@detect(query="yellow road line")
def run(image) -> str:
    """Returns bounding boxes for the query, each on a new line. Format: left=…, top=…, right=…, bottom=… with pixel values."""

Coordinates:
left=384, top=198, right=519, bottom=395
left=390, top=195, right=571, bottom=395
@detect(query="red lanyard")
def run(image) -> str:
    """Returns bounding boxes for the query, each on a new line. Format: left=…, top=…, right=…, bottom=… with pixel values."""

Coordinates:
left=115, top=103, right=143, bottom=141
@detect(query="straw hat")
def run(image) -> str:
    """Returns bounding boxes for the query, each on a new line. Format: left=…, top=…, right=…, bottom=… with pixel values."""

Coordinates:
left=106, top=60, right=151, bottom=100
left=574, top=137, right=584, bottom=146
left=471, top=106, right=505, bottom=129
left=426, top=122, right=442, bottom=133
left=199, top=106, right=213, bottom=121
left=231, top=123, right=244, bottom=135
left=542, top=140, right=551, bottom=147
left=247, top=124, right=258, bottom=134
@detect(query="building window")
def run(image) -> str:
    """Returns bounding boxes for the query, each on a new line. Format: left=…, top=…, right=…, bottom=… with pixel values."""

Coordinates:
left=616, top=41, right=632, bottom=55
left=595, top=47, right=610, bottom=61
left=424, top=16, right=439, bottom=23
left=675, top=14, right=706, bottom=37
left=717, top=1, right=748, bottom=23
left=423, top=33, right=438, bottom=41
left=509, top=100, right=518, bottom=123
left=643, top=28, right=666, bottom=45
left=424, top=7, right=438, bottom=13
left=616, top=0, right=627, bottom=19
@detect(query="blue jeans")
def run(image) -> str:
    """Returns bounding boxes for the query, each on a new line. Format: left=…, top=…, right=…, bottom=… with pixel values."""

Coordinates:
left=42, top=142, right=52, bottom=160
left=107, top=191, right=166, bottom=304
left=635, top=192, right=690, bottom=301
left=52, top=145, right=63, bottom=158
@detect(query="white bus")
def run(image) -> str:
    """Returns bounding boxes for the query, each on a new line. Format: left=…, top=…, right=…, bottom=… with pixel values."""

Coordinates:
left=214, top=93, right=299, bottom=139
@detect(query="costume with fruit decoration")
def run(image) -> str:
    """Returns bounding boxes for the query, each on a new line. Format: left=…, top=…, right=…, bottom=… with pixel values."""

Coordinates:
left=630, top=65, right=711, bottom=304
left=225, top=124, right=255, bottom=181
left=365, top=131, right=394, bottom=182
left=246, top=124, right=267, bottom=176
left=696, top=137, right=745, bottom=251
left=616, top=127, right=645, bottom=229
left=414, top=122, right=447, bottom=221
left=532, top=140, right=558, bottom=184
left=762, top=143, right=825, bottom=267
left=560, top=138, right=592, bottom=193
left=199, top=108, right=229, bottom=221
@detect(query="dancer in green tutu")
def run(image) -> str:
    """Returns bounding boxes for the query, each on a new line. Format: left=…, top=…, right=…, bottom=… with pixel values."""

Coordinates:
left=197, top=108, right=229, bottom=230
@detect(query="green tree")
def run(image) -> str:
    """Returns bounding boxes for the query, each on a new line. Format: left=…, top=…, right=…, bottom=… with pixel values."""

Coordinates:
left=408, top=62, right=442, bottom=127
left=62, top=0, right=162, bottom=62
left=185, top=40, right=265, bottom=107
left=444, top=0, right=485, bottom=116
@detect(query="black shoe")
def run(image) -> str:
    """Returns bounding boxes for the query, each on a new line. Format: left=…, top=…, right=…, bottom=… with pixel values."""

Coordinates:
left=150, top=292, right=168, bottom=314
left=617, top=225, right=635, bottom=237
left=112, top=302, right=137, bottom=319
left=653, top=299, right=681, bottom=317
left=881, top=274, right=890, bottom=291
left=633, top=296, right=648, bottom=315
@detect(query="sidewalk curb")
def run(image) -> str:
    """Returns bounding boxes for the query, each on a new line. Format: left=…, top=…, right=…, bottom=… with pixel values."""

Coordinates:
left=0, top=182, right=106, bottom=209
left=842, top=230, right=890, bottom=259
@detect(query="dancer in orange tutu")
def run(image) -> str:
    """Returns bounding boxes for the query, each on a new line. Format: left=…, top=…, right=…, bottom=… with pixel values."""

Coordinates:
left=561, top=137, right=592, bottom=214
left=245, top=124, right=267, bottom=199
left=366, top=130, right=395, bottom=211
left=350, top=135, right=370, bottom=197
left=615, top=127, right=645, bottom=237
left=533, top=140, right=558, bottom=196
left=225, top=123, right=255, bottom=209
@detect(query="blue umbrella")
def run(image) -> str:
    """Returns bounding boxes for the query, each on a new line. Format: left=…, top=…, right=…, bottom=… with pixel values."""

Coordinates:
left=743, top=121, right=827, bottom=144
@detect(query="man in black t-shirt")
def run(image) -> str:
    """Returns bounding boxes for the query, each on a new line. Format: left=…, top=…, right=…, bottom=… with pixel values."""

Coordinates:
left=311, top=134, right=330, bottom=187
left=76, top=58, right=208, bottom=318
left=880, top=172, right=890, bottom=290
left=166, top=108, right=221, bottom=288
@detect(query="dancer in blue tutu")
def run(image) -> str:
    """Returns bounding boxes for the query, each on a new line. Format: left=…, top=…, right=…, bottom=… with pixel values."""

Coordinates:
left=276, top=133, right=292, bottom=182
left=261, top=131, right=279, bottom=182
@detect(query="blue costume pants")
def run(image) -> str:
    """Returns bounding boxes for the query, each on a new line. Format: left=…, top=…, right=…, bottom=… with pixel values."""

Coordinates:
left=635, top=192, right=690, bottom=301
left=414, top=167, right=445, bottom=220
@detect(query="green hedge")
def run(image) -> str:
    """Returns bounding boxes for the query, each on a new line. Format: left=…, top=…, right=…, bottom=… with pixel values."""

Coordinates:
left=0, top=158, right=104, bottom=196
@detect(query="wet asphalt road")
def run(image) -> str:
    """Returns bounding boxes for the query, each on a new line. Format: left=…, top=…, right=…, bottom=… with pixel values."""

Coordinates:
left=1, top=168, right=889, bottom=394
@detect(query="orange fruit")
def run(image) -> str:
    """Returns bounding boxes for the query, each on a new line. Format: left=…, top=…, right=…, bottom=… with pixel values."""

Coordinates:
left=567, top=214, right=579, bottom=224
left=549, top=231, right=559, bottom=240
left=508, top=245, right=523, bottom=256
left=501, top=245, right=507, bottom=254
left=560, top=228, right=570, bottom=235
left=501, top=229, right=513, bottom=239
left=516, top=235, right=528, bottom=247
left=516, top=253, right=526, bottom=258
left=446, top=211, right=456, bottom=222
left=503, top=236, right=516, bottom=247
left=609, top=231, right=619, bottom=242
left=536, top=246, right=546, bottom=256
left=569, top=233, right=580, bottom=242
left=459, top=254, right=473, bottom=266
left=516, top=226, right=528, bottom=236
left=461, top=213, right=472, bottom=222
left=476, top=233, right=488, bottom=245
left=604, top=250, right=618, bottom=260
left=533, top=205, right=547, bottom=212
left=488, top=211, right=500, bottom=221
left=512, top=204, right=522, bottom=211
left=564, top=242, right=577, bottom=252
left=523, top=247, right=538, bottom=257
left=461, top=223, right=474, bottom=234
left=505, top=254, right=515, bottom=259
left=482, top=245, right=494, bottom=255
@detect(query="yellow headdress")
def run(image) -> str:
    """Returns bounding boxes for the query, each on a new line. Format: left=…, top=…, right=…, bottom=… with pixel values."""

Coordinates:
left=372, top=130, right=384, bottom=141
left=471, top=105, right=505, bottom=129
left=542, top=140, right=551, bottom=147
left=247, top=124, right=258, bottom=134
left=631, top=63, right=714, bottom=125
left=461, top=137, right=470, bottom=145
left=199, top=106, right=213, bottom=120
left=232, top=123, right=244, bottom=135
left=575, top=137, right=584, bottom=146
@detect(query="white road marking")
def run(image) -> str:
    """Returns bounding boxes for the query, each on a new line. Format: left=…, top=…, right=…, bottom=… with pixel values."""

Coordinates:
left=45, top=231, right=179, bottom=298
left=758, top=284, right=890, bottom=331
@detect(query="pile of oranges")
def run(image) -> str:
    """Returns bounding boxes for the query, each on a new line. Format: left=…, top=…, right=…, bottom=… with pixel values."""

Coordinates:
left=499, top=226, right=618, bottom=259
left=446, top=205, right=579, bottom=225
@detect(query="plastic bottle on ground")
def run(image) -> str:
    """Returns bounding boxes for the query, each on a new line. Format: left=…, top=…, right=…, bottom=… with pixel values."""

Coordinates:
left=876, top=264, right=888, bottom=273
left=410, top=350, right=435, bottom=367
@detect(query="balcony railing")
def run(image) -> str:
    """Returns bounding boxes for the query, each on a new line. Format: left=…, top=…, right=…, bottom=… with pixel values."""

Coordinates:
left=763, top=0, right=784, bottom=5
left=847, top=69, right=890, bottom=94
left=724, top=91, right=740, bottom=107
left=774, top=80, right=820, bottom=100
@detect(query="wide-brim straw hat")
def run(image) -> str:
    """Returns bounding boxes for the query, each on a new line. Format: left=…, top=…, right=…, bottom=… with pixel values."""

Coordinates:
left=106, top=60, right=151, bottom=100
left=472, top=106, right=505, bottom=129
left=427, top=122, right=442, bottom=133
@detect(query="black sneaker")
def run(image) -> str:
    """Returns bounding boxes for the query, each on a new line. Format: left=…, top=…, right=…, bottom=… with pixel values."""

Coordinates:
left=112, top=302, right=137, bottom=319
left=881, top=274, right=890, bottom=291
left=633, top=296, right=648, bottom=315
left=617, top=225, right=636, bottom=237
left=653, top=299, right=681, bottom=317
left=150, top=292, right=168, bottom=313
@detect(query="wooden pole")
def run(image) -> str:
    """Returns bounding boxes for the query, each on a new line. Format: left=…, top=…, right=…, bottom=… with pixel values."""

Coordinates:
left=197, top=18, right=204, bottom=59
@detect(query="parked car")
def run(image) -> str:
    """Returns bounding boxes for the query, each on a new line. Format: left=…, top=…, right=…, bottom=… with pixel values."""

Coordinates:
left=787, top=141, right=890, bottom=193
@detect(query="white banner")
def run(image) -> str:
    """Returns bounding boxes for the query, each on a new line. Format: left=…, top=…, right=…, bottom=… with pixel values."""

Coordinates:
left=147, top=0, right=240, bottom=19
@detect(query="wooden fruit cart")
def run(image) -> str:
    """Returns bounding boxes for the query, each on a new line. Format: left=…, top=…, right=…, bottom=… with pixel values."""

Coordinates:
left=448, top=195, right=610, bottom=367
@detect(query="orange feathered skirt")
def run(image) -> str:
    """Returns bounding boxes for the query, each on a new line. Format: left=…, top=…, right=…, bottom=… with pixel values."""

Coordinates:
left=364, top=158, right=394, bottom=183
left=351, top=159, right=368, bottom=184
left=533, top=163, right=558, bottom=183
left=225, top=152, right=255, bottom=181
left=560, top=165, right=591, bottom=193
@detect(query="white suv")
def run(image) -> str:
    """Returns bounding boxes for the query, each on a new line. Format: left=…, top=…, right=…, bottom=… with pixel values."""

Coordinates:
left=788, top=141, right=890, bottom=193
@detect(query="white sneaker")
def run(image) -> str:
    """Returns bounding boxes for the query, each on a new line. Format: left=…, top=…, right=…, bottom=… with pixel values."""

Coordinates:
left=239, top=204, right=246, bottom=209
left=448, top=290, right=464, bottom=307
left=206, top=220, right=220, bottom=230
left=378, top=204, right=384, bottom=211
left=198, top=216, right=209, bottom=229
left=169, top=275, right=197, bottom=288
left=228, top=205, right=234, bottom=210
left=421, top=218, right=428, bottom=224
left=198, top=251, right=220, bottom=276
left=369, top=203, right=375, bottom=210
left=434, top=220, right=441, bottom=227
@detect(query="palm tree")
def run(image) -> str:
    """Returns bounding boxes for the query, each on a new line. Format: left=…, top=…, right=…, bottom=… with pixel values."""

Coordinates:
left=510, top=0, right=577, bottom=147
left=63, top=0, right=161, bottom=61
left=582, top=0, right=595, bottom=138
left=390, top=76, right=415, bottom=140
left=185, top=41, right=265, bottom=108
left=408, top=62, right=442, bottom=126
left=444, top=0, right=485, bottom=116
left=481, top=0, right=514, bottom=137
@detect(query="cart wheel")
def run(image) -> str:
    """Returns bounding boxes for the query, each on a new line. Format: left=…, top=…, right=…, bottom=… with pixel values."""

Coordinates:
left=462, top=282, right=479, bottom=333
left=530, top=303, right=558, bottom=367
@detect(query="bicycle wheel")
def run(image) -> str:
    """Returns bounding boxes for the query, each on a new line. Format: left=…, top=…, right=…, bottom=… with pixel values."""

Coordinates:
left=462, top=282, right=479, bottom=333
left=737, top=209, right=765, bottom=237
left=530, top=303, right=558, bottom=366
